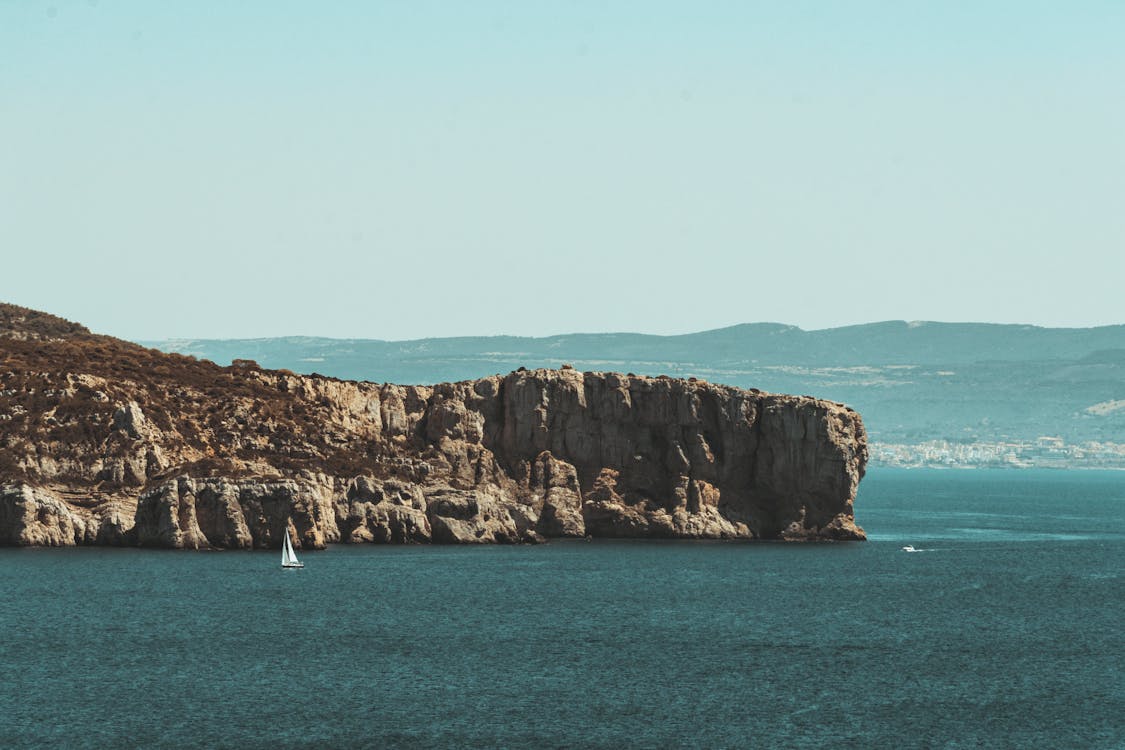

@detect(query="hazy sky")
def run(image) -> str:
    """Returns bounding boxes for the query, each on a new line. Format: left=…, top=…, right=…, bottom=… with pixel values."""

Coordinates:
left=2, top=1, right=1123, bottom=340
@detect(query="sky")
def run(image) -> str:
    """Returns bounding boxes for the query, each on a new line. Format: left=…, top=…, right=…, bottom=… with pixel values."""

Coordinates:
left=1, top=1, right=1123, bottom=340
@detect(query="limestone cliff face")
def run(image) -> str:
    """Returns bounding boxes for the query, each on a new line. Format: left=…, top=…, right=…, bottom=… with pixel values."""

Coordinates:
left=0, top=305, right=867, bottom=547
left=0, top=484, right=133, bottom=546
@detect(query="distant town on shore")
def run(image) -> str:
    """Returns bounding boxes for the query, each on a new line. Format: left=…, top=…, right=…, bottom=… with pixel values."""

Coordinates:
left=870, top=438, right=1125, bottom=470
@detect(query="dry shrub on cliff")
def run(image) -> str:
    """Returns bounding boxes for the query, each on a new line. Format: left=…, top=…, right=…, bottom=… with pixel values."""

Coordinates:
left=0, top=303, right=90, bottom=340
left=0, top=326, right=400, bottom=488
left=0, top=448, right=26, bottom=479
left=177, top=457, right=244, bottom=478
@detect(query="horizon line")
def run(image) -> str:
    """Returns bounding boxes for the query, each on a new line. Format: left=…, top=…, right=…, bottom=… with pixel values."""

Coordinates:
left=133, top=318, right=1125, bottom=346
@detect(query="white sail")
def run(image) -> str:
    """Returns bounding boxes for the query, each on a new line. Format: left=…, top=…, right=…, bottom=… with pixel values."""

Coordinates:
left=282, top=529, right=302, bottom=567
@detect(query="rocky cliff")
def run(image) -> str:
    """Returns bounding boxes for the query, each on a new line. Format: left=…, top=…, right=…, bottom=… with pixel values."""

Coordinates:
left=0, top=303, right=867, bottom=548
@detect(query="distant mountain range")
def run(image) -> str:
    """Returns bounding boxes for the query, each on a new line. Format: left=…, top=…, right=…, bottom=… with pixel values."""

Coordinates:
left=142, top=321, right=1125, bottom=459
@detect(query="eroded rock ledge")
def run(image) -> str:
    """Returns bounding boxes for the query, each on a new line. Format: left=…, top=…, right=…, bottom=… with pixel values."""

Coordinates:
left=0, top=306, right=867, bottom=548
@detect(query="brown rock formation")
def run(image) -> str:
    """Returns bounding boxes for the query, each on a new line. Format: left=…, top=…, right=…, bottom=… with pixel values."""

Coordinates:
left=0, top=304, right=867, bottom=548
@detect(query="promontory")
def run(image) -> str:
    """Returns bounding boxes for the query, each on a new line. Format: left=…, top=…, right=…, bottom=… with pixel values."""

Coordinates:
left=0, top=304, right=867, bottom=548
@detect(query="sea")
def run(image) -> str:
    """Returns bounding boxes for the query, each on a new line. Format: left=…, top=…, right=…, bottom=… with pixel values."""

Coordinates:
left=1, top=469, right=1122, bottom=749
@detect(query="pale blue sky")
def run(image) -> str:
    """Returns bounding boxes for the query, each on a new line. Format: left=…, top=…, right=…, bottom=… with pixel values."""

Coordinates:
left=2, top=1, right=1123, bottom=339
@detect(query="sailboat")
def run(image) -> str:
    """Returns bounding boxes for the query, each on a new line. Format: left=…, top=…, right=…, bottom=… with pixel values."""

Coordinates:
left=281, top=528, right=304, bottom=568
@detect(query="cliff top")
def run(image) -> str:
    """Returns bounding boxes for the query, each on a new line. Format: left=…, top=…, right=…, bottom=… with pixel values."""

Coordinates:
left=0, top=303, right=90, bottom=341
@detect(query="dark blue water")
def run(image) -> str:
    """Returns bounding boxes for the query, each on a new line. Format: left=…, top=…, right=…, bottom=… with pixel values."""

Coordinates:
left=2, top=469, right=1123, bottom=748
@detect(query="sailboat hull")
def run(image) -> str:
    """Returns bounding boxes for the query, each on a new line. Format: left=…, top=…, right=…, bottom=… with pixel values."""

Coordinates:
left=282, top=562, right=304, bottom=568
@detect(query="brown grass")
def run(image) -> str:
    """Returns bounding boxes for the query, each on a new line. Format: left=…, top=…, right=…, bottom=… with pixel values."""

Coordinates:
left=0, top=326, right=397, bottom=488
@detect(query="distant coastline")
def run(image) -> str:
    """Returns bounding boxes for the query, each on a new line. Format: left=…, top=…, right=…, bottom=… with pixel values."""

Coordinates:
left=870, top=439, right=1125, bottom=470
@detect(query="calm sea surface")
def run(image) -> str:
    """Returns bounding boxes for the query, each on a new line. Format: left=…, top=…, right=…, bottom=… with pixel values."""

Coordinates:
left=2, top=469, right=1123, bottom=749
